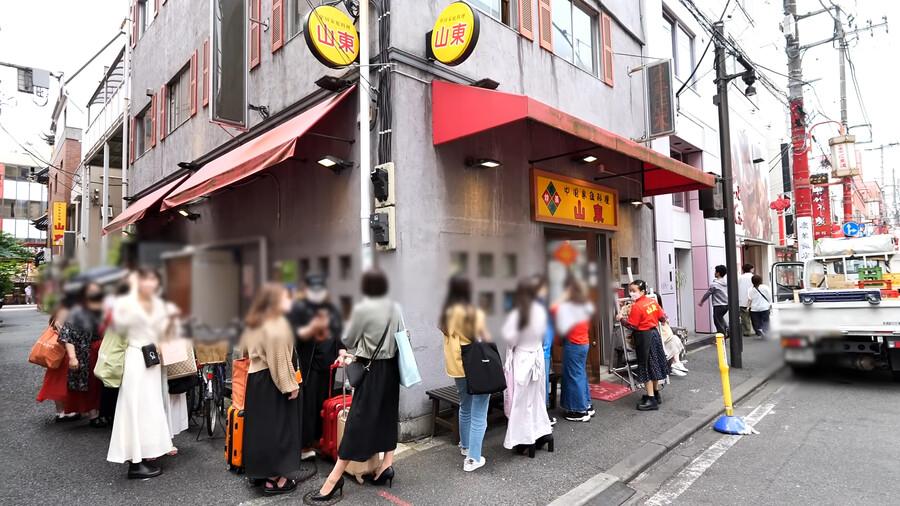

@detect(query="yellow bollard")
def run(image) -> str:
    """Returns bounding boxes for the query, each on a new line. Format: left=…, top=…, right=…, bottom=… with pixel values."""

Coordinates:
left=715, top=333, right=734, bottom=417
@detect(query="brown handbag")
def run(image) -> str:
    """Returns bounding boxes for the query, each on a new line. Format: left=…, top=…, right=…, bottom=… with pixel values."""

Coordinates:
left=165, top=339, right=198, bottom=379
left=28, top=327, right=66, bottom=369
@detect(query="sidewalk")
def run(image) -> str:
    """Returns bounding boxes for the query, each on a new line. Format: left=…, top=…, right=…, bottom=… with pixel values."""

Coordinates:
left=337, top=338, right=783, bottom=506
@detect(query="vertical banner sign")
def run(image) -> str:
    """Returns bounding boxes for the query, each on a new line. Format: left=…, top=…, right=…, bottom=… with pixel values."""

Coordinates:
left=532, top=168, right=618, bottom=231
left=210, top=0, right=248, bottom=128
left=796, top=216, right=813, bottom=263
left=429, top=1, right=481, bottom=66
left=811, top=185, right=832, bottom=239
left=304, top=5, right=360, bottom=68
left=52, top=201, right=66, bottom=246
left=646, top=59, right=675, bottom=139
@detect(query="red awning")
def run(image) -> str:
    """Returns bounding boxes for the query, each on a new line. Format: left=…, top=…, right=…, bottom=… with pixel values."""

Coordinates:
left=102, top=174, right=190, bottom=235
left=432, top=81, right=715, bottom=196
left=162, top=87, right=354, bottom=210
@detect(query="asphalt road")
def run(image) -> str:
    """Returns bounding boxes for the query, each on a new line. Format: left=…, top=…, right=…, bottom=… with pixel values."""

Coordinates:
left=628, top=365, right=900, bottom=505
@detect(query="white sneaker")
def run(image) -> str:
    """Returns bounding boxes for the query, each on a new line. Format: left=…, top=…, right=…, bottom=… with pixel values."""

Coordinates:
left=301, top=450, right=317, bottom=461
left=672, top=363, right=689, bottom=372
left=459, top=445, right=469, bottom=457
left=670, top=368, right=687, bottom=377
left=463, top=456, right=486, bottom=472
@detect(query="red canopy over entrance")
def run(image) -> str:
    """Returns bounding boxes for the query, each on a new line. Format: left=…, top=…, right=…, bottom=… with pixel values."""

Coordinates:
left=163, top=87, right=354, bottom=210
left=102, top=174, right=189, bottom=235
left=431, top=81, right=715, bottom=196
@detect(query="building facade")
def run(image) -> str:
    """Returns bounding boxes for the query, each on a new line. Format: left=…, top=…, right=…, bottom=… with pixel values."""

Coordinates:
left=48, top=93, right=83, bottom=260
left=123, top=0, right=728, bottom=436
left=0, top=151, right=47, bottom=247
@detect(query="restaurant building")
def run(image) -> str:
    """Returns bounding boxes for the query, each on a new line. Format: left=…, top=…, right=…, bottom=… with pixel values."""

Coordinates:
left=112, top=0, right=718, bottom=436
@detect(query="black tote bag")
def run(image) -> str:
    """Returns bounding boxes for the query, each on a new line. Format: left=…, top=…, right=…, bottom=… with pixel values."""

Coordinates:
left=460, top=341, right=506, bottom=395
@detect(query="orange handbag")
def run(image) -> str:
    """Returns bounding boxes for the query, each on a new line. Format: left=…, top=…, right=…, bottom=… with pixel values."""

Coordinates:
left=29, top=326, right=66, bottom=369
left=231, top=357, right=249, bottom=410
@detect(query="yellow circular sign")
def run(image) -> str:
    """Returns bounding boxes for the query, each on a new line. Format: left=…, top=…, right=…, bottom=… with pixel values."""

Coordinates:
left=304, top=6, right=360, bottom=69
left=430, top=2, right=481, bottom=66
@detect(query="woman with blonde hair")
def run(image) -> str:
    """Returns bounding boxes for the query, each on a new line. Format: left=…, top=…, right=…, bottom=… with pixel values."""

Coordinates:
left=239, top=283, right=302, bottom=495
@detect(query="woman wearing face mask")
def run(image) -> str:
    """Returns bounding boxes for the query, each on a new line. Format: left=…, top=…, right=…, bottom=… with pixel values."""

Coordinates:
left=58, top=282, right=107, bottom=426
left=616, top=280, right=669, bottom=411
left=107, top=268, right=175, bottom=479
left=239, top=283, right=302, bottom=495
left=287, top=274, right=344, bottom=459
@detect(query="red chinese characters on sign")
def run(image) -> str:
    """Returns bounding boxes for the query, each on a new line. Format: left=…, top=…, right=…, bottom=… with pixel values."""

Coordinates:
left=811, top=184, right=832, bottom=239
left=593, top=203, right=604, bottom=223
left=433, top=22, right=468, bottom=48
left=316, top=25, right=335, bottom=46
left=338, top=31, right=354, bottom=52
left=574, top=200, right=585, bottom=220
left=316, top=25, right=355, bottom=54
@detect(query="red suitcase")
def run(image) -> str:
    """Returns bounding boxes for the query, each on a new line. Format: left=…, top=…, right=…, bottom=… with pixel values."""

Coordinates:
left=319, top=363, right=351, bottom=461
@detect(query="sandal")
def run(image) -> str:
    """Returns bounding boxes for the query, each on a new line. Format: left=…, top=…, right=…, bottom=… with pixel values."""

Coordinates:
left=89, top=417, right=109, bottom=428
left=263, top=477, right=297, bottom=495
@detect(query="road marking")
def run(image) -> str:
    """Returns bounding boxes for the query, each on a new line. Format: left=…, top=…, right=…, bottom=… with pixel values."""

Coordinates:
left=378, top=490, right=413, bottom=506
left=643, top=402, right=776, bottom=506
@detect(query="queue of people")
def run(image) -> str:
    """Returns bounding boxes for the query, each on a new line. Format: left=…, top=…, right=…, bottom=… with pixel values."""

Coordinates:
left=30, top=265, right=687, bottom=496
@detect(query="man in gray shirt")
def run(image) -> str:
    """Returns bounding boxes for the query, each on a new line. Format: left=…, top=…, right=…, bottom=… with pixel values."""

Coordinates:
left=699, top=265, right=729, bottom=336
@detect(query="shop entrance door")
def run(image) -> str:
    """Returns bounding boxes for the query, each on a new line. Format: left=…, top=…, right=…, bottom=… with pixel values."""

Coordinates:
left=545, top=229, right=611, bottom=382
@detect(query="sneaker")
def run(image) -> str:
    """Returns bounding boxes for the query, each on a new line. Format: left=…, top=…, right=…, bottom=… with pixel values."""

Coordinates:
left=670, top=368, right=687, bottom=377
left=459, top=445, right=469, bottom=457
left=549, top=416, right=558, bottom=427
left=564, top=410, right=591, bottom=422
left=301, top=449, right=317, bottom=461
left=672, top=363, right=689, bottom=373
left=587, top=405, right=596, bottom=418
left=463, top=457, right=486, bottom=472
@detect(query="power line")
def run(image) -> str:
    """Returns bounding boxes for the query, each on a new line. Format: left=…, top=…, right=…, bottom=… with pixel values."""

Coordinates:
left=675, top=0, right=733, bottom=98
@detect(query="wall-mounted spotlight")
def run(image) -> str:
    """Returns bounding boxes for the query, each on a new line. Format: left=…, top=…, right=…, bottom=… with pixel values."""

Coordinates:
left=471, top=78, right=500, bottom=90
left=317, top=155, right=353, bottom=174
left=177, top=209, right=200, bottom=221
left=465, top=157, right=502, bottom=169
left=574, top=154, right=598, bottom=164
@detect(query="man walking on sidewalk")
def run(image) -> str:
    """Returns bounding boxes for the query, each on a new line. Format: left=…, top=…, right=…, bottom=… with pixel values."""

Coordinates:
left=699, top=265, right=729, bottom=336
left=738, top=264, right=755, bottom=337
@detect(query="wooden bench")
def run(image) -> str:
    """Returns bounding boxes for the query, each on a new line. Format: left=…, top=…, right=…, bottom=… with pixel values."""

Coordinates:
left=427, top=372, right=560, bottom=439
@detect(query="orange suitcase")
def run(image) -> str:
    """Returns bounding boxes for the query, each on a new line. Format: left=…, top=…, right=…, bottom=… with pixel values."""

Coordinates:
left=225, top=406, right=244, bottom=473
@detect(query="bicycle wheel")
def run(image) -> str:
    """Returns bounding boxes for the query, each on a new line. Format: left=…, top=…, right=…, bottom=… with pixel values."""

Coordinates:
left=205, top=397, right=217, bottom=436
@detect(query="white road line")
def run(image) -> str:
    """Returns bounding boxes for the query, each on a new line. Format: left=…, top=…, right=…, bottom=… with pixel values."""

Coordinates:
left=643, top=402, right=777, bottom=506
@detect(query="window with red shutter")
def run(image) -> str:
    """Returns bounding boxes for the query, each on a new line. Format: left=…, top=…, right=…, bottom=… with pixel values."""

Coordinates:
left=159, top=85, right=167, bottom=140
left=519, top=0, right=534, bottom=40
left=272, top=0, right=284, bottom=52
left=149, top=94, right=157, bottom=148
left=202, top=38, right=209, bottom=107
left=538, top=0, right=552, bottom=51
left=190, top=50, right=198, bottom=116
left=250, top=0, right=261, bottom=69
left=130, top=1, right=137, bottom=48
left=601, top=13, right=614, bottom=86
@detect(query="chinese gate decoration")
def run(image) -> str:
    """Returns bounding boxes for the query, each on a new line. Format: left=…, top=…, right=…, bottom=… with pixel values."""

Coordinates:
left=304, top=6, right=360, bottom=69
left=429, top=2, right=481, bottom=66
left=532, top=168, right=618, bottom=231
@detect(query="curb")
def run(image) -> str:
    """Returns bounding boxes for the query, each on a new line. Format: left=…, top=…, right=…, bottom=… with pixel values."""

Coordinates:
left=548, top=360, right=785, bottom=506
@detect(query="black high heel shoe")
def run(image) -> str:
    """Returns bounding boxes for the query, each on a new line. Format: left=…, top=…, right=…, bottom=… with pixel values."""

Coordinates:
left=308, top=476, right=344, bottom=501
left=513, top=444, right=537, bottom=458
left=367, top=466, right=395, bottom=487
left=536, top=434, right=554, bottom=452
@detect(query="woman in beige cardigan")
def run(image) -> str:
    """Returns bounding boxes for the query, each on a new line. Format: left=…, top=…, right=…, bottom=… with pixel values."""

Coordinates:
left=239, top=283, right=302, bottom=495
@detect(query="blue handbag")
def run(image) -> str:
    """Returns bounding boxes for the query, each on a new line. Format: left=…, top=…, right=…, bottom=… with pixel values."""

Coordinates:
left=394, top=307, right=422, bottom=388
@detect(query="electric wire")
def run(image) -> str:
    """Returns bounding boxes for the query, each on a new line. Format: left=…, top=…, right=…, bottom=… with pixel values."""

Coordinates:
left=675, top=0, right=732, bottom=99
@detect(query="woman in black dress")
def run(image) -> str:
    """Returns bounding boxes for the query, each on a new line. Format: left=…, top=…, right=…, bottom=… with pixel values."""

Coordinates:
left=310, top=269, right=401, bottom=501
left=239, top=283, right=302, bottom=495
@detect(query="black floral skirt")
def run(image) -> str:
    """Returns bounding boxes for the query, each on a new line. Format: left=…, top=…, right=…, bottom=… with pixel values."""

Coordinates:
left=633, top=328, right=669, bottom=383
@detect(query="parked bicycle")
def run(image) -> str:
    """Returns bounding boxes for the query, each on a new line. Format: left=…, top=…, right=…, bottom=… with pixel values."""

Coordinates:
left=186, top=318, right=243, bottom=438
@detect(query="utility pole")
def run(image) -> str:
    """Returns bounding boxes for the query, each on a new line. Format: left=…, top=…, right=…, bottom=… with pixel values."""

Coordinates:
left=358, top=0, right=373, bottom=271
left=713, top=20, right=755, bottom=368
left=864, top=143, right=900, bottom=227
left=783, top=0, right=814, bottom=264
left=834, top=5, right=854, bottom=226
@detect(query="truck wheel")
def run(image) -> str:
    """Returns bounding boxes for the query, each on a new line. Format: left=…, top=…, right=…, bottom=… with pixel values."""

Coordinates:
left=892, top=370, right=900, bottom=382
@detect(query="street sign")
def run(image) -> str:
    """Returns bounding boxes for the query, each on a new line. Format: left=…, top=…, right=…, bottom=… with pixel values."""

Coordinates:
left=842, top=221, right=860, bottom=237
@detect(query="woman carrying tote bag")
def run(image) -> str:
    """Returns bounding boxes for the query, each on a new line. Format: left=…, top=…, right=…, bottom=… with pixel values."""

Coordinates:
left=440, top=276, right=493, bottom=473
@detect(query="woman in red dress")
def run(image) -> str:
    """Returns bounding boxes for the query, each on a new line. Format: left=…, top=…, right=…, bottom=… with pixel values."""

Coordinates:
left=36, top=306, right=80, bottom=421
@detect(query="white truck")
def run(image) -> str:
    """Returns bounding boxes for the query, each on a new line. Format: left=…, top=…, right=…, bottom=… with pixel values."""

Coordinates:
left=771, top=235, right=900, bottom=379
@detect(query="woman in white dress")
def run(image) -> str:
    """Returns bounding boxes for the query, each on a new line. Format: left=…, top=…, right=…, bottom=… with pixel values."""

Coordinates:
left=502, top=279, right=553, bottom=457
left=107, top=268, right=175, bottom=479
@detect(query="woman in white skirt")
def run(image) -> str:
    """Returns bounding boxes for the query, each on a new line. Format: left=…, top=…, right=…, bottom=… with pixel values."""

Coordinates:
left=107, top=268, right=175, bottom=479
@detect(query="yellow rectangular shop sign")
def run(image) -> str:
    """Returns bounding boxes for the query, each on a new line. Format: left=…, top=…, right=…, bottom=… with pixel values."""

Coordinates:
left=52, top=201, right=67, bottom=246
left=531, top=168, right=618, bottom=231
